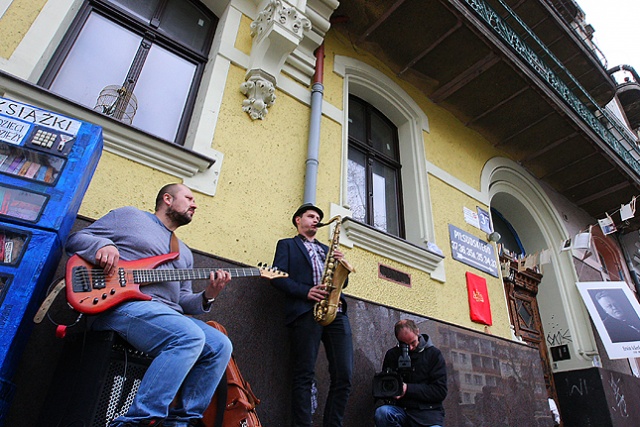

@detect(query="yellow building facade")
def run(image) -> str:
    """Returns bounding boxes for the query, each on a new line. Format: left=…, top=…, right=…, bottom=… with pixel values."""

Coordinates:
left=0, top=0, right=511, bottom=336
left=3, top=1, right=640, bottom=426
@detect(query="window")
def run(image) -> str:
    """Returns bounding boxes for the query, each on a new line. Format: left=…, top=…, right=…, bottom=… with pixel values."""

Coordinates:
left=38, top=0, right=217, bottom=144
left=347, top=95, right=404, bottom=237
left=334, top=56, right=444, bottom=281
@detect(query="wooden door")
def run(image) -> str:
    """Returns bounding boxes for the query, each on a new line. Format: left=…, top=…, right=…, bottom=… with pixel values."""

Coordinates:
left=501, top=257, right=560, bottom=424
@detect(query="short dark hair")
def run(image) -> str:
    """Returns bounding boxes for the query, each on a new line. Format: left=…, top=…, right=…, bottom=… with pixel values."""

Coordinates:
left=395, top=319, right=419, bottom=339
left=594, top=290, right=612, bottom=302
left=155, top=183, right=180, bottom=211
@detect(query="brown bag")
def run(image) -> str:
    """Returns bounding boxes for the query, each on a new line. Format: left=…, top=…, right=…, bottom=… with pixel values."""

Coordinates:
left=202, top=321, right=262, bottom=427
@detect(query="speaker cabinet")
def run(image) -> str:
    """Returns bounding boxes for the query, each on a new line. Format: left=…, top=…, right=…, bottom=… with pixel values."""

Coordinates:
left=38, top=331, right=153, bottom=427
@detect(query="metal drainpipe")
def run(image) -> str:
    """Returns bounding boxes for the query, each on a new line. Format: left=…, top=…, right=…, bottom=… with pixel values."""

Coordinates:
left=303, top=43, right=325, bottom=205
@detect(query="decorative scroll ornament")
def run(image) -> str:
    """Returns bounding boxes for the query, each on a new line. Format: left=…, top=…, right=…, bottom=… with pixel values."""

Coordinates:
left=251, top=0, right=311, bottom=41
left=241, top=0, right=311, bottom=119
left=240, top=71, right=276, bottom=120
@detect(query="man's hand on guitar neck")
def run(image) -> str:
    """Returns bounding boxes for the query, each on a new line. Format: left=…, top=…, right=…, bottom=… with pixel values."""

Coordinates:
left=204, top=269, right=232, bottom=302
left=95, top=245, right=120, bottom=277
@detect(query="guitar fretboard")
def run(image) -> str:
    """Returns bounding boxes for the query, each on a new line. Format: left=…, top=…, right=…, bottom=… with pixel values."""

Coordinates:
left=132, top=268, right=261, bottom=284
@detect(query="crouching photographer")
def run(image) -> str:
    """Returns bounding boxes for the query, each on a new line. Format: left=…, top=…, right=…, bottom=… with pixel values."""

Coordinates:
left=373, top=320, right=447, bottom=427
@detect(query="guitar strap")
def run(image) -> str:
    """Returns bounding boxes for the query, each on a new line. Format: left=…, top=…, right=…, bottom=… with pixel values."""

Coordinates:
left=170, top=231, right=180, bottom=258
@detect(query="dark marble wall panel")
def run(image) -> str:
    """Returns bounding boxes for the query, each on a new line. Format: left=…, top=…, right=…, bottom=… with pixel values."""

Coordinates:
left=555, top=367, right=640, bottom=427
left=319, top=300, right=553, bottom=427
left=6, top=220, right=555, bottom=426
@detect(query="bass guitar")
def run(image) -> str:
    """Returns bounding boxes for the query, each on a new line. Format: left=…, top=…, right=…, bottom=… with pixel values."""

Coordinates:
left=65, top=252, right=287, bottom=315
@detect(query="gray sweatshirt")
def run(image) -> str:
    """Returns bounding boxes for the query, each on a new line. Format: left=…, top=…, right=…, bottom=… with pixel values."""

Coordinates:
left=65, top=206, right=208, bottom=315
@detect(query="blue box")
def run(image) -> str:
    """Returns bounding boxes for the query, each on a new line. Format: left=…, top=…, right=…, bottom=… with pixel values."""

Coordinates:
left=0, top=97, right=103, bottom=240
left=0, top=224, right=61, bottom=382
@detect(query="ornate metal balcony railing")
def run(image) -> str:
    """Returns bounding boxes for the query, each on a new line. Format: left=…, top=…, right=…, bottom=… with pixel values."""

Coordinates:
left=463, top=0, right=640, bottom=176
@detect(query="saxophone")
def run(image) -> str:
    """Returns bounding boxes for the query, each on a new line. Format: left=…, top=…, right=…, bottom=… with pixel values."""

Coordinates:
left=313, top=216, right=355, bottom=326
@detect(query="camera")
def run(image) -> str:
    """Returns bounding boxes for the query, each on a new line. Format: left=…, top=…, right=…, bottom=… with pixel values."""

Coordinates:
left=372, top=368, right=403, bottom=399
left=398, top=342, right=411, bottom=369
left=372, top=343, right=412, bottom=399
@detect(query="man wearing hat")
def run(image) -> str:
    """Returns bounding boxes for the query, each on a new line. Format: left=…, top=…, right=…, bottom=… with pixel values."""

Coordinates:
left=272, top=203, right=353, bottom=427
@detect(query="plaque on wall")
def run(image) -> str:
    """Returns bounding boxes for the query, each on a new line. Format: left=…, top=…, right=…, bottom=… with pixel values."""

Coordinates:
left=448, top=224, right=499, bottom=277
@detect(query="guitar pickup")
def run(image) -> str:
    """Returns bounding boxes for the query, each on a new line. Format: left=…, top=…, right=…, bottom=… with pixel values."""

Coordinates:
left=71, top=266, right=106, bottom=291
left=92, top=275, right=106, bottom=290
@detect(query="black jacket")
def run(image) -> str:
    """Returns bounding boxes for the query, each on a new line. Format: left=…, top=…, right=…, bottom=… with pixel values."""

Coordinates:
left=381, top=334, right=447, bottom=426
left=271, top=235, right=348, bottom=325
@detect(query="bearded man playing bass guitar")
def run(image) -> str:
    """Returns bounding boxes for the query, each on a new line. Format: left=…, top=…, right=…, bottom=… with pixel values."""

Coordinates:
left=65, top=183, right=233, bottom=427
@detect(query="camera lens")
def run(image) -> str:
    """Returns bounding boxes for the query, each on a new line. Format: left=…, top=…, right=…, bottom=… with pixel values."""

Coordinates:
left=381, top=380, right=395, bottom=392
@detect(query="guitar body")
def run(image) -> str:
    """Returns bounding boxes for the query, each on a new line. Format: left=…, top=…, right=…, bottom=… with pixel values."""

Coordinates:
left=65, top=252, right=179, bottom=315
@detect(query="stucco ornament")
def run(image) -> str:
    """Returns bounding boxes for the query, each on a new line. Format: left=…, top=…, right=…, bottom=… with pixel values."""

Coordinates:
left=241, top=0, right=311, bottom=119
left=251, top=0, right=312, bottom=39
left=240, top=73, right=276, bottom=120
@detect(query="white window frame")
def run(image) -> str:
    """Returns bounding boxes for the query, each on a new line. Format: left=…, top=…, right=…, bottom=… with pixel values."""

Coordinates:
left=333, top=55, right=445, bottom=282
left=0, top=0, right=245, bottom=196
left=0, top=0, right=13, bottom=20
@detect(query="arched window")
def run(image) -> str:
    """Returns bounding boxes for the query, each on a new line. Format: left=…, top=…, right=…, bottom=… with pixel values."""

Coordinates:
left=334, top=56, right=444, bottom=281
left=347, top=95, right=404, bottom=237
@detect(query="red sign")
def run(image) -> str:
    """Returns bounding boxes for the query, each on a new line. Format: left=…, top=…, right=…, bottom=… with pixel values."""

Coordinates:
left=466, top=272, right=492, bottom=325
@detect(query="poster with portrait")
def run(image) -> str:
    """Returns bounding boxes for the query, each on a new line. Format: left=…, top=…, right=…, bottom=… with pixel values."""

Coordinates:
left=576, top=281, right=640, bottom=359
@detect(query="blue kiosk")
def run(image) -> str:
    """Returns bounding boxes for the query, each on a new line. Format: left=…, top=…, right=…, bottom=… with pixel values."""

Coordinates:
left=0, top=97, right=102, bottom=420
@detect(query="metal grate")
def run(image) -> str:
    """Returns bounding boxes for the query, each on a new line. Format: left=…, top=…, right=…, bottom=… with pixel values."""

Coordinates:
left=378, top=263, right=411, bottom=287
left=92, top=347, right=151, bottom=427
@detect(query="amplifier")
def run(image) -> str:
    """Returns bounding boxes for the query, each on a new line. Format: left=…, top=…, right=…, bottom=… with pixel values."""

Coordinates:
left=38, top=331, right=153, bottom=427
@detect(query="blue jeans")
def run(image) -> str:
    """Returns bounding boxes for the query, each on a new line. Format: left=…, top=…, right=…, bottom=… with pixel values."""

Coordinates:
left=374, top=405, right=442, bottom=427
left=91, top=301, right=232, bottom=426
left=289, top=310, right=353, bottom=427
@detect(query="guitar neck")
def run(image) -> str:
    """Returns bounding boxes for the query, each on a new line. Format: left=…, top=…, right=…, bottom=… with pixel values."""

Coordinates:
left=132, top=267, right=260, bottom=284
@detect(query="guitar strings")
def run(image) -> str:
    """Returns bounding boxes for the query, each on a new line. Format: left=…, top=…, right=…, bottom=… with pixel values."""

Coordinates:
left=73, top=265, right=281, bottom=289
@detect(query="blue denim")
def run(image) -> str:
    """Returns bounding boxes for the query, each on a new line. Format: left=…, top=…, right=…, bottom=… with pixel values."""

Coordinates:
left=289, top=310, right=353, bottom=427
left=375, top=405, right=442, bottom=427
left=91, top=301, right=232, bottom=426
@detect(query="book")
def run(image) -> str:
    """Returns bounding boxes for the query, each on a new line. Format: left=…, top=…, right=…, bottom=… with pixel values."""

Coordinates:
left=17, top=160, right=32, bottom=176
left=0, top=154, right=8, bottom=169
left=6, top=156, right=25, bottom=174
left=0, top=233, right=5, bottom=262
left=24, top=162, right=41, bottom=179
left=0, top=154, right=17, bottom=172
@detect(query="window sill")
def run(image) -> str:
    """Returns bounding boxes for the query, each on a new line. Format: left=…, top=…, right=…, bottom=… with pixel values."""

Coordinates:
left=0, top=72, right=219, bottom=194
left=340, top=216, right=446, bottom=282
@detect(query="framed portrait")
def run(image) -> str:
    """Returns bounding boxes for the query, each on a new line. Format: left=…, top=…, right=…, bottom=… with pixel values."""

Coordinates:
left=577, top=281, right=640, bottom=359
